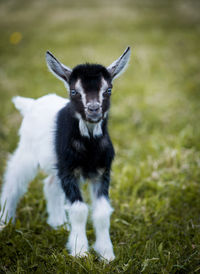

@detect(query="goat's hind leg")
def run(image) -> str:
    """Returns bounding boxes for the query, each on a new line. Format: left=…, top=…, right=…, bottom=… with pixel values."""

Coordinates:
left=0, top=144, right=38, bottom=224
left=43, top=175, right=68, bottom=229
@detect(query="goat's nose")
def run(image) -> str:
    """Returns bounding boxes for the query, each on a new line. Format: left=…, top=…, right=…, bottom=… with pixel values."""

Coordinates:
left=87, top=103, right=100, bottom=113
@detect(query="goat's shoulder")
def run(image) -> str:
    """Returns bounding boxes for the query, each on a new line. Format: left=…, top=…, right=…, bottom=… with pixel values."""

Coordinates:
left=55, top=103, right=79, bottom=152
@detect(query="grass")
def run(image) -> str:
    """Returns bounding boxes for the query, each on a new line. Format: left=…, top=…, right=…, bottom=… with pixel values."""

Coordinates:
left=0, top=0, right=200, bottom=272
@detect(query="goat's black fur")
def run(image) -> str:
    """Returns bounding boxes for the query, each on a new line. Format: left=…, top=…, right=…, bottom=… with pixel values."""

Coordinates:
left=55, top=90, right=115, bottom=203
left=69, top=64, right=112, bottom=95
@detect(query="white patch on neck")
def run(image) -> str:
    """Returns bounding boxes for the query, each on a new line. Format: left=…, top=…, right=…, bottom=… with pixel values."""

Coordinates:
left=75, top=113, right=90, bottom=138
left=75, top=113, right=103, bottom=138
left=86, top=120, right=103, bottom=138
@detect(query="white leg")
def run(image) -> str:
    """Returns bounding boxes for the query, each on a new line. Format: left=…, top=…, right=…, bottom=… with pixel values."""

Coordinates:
left=67, top=201, right=88, bottom=257
left=0, top=145, right=38, bottom=224
left=43, top=175, right=68, bottom=229
left=91, top=186, right=115, bottom=261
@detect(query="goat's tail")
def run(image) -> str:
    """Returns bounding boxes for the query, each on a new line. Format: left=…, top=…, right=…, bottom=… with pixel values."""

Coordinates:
left=12, top=96, right=35, bottom=116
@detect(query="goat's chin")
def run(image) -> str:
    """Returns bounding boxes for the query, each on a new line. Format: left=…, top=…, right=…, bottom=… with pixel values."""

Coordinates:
left=86, top=118, right=102, bottom=124
left=85, top=114, right=102, bottom=124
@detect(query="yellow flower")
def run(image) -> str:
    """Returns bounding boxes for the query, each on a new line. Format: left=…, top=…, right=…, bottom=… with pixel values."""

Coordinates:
left=10, top=32, right=22, bottom=45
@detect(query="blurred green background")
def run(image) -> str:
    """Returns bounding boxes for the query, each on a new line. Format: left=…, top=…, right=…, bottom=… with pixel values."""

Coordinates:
left=0, top=0, right=200, bottom=273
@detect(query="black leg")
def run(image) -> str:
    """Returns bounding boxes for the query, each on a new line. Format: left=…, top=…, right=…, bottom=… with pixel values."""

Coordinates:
left=59, top=171, right=83, bottom=203
left=94, top=169, right=110, bottom=198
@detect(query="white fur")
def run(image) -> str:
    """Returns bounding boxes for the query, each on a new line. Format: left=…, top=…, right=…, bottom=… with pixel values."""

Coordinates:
left=86, top=120, right=103, bottom=138
left=75, top=113, right=90, bottom=138
left=0, top=94, right=68, bottom=223
left=67, top=201, right=88, bottom=257
left=43, top=175, right=68, bottom=229
left=12, top=96, right=34, bottom=116
left=99, top=78, right=108, bottom=105
left=0, top=144, right=38, bottom=223
left=91, top=195, right=115, bottom=261
left=75, top=79, right=87, bottom=108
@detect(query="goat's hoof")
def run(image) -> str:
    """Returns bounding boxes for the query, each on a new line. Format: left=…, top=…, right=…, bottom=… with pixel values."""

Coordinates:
left=93, top=243, right=115, bottom=262
left=70, top=250, right=89, bottom=258
left=100, top=252, right=115, bottom=262
left=67, top=238, right=88, bottom=258
left=68, top=246, right=89, bottom=258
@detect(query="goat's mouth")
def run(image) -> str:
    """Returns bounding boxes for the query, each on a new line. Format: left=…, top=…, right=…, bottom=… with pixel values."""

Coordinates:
left=85, top=112, right=102, bottom=123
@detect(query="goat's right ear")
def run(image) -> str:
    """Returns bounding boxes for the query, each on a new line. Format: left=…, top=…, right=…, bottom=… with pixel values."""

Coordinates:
left=107, top=47, right=131, bottom=80
left=46, top=51, right=72, bottom=85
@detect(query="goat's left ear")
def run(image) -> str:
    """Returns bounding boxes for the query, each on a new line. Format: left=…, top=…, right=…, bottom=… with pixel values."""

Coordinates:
left=46, top=51, right=72, bottom=85
left=107, top=47, right=131, bottom=80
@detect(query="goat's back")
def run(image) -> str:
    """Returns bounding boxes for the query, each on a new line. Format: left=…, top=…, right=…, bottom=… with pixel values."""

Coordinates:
left=13, top=94, right=69, bottom=173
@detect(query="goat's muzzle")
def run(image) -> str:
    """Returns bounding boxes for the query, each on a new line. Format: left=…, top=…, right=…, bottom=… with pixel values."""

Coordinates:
left=85, top=102, right=102, bottom=123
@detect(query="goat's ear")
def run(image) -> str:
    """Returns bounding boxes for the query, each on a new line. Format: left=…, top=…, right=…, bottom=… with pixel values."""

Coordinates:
left=46, top=51, right=72, bottom=84
left=107, top=47, right=131, bottom=80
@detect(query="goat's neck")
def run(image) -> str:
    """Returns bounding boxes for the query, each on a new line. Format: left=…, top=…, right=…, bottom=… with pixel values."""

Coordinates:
left=78, top=117, right=103, bottom=138
left=71, top=103, right=107, bottom=138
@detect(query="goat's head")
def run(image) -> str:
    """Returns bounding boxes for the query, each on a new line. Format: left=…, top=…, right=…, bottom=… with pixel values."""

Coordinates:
left=46, top=47, right=130, bottom=123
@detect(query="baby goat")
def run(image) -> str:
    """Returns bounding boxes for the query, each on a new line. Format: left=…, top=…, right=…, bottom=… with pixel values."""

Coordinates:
left=0, top=47, right=131, bottom=261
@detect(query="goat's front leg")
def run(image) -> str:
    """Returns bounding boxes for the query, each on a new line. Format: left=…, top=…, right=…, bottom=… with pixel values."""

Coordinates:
left=90, top=173, right=115, bottom=261
left=61, top=173, right=88, bottom=257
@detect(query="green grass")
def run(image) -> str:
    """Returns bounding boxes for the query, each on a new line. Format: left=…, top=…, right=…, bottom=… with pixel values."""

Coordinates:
left=0, top=0, right=200, bottom=272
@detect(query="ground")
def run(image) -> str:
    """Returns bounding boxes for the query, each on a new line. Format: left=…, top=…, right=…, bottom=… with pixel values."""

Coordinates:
left=0, top=0, right=200, bottom=273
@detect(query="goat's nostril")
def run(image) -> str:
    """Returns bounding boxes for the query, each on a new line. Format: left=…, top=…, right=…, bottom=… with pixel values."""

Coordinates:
left=88, top=105, right=100, bottom=112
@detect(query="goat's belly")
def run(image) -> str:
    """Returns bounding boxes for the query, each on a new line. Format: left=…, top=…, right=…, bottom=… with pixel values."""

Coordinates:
left=37, top=137, right=57, bottom=174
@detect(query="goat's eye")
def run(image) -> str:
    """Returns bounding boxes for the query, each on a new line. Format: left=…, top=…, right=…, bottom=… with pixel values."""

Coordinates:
left=70, top=89, right=77, bottom=96
left=107, top=88, right=112, bottom=94
left=104, top=88, right=112, bottom=95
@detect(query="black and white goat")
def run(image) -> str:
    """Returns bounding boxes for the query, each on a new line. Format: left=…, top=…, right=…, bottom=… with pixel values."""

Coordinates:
left=0, top=47, right=131, bottom=261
